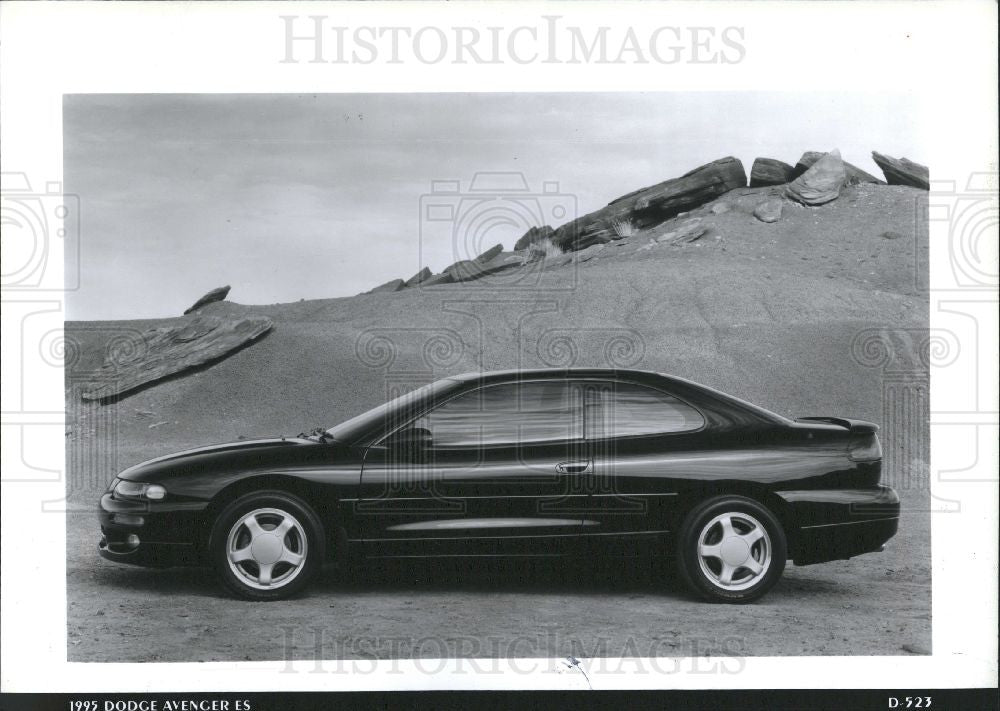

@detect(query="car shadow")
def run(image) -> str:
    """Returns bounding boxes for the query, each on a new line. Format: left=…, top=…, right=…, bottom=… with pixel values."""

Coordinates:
left=85, top=552, right=862, bottom=604
left=86, top=555, right=694, bottom=600
left=316, top=556, right=693, bottom=599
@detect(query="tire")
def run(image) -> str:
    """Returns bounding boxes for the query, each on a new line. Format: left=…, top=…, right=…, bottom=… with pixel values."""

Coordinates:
left=675, top=495, right=786, bottom=604
left=208, top=490, right=324, bottom=601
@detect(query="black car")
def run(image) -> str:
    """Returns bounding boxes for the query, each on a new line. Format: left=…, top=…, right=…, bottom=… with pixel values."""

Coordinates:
left=98, top=368, right=899, bottom=603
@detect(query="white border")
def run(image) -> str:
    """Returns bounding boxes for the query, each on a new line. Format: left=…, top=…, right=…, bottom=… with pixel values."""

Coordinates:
left=1, top=0, right=997, bottom=693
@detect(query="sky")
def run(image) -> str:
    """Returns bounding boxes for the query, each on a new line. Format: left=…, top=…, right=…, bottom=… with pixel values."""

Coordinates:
left=63, top=92, right=925, bottom=320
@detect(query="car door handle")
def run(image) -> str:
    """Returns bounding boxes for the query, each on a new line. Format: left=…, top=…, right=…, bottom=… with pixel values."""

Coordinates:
left=555, top=460, right=592, bottom=474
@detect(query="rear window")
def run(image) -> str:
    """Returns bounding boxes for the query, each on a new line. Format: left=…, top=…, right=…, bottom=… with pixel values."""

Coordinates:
left=584, top=382, right=705, bottom=438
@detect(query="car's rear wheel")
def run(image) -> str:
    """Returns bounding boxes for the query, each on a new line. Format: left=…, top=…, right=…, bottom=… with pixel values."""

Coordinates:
left=676, top=495, right=786, bottom=603
left=208, top=490, right=324, bottom=600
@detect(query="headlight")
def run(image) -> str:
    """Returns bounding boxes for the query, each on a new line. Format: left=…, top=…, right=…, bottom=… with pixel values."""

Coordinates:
left=113, top=479, right=167, bottom=500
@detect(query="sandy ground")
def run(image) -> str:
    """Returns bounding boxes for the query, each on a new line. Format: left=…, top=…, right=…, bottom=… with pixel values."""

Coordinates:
left=66, top=487, right=930, bottom=662
left=65, top=183, right=931, bottom=662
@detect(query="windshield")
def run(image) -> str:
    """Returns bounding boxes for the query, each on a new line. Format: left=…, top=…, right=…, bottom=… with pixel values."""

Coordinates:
left=325, top=378, right=460, bottom=444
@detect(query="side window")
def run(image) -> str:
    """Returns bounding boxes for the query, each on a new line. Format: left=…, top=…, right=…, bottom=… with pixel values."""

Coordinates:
left=412, top=381, right=581, bottom=447
left=584, top=382, right=704, bottom=438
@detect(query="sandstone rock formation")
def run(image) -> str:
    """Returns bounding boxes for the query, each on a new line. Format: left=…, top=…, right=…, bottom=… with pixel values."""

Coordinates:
left=871, top=152, right=930, bottom=190
left=572, top=243, right=606, bottom=263
left=404, top=267, right=432, bottom=287
left=785, top=150, right=847, bottom=206
left=420, top=272, right=456, bottom=286
left=442, top=259, right=482, bottom=281
left=793, top=151, right=883, bottom=185
left=474, top=244, right=504, bottom=263
left=753, top=199, right=784, bottom=223
left=443, top=252, right=521, bottom=283
left=357, top=150, right=931, bottom=295
left=476, top=250, right=525, bottom=274
left=654, top=220, right=708, bottom=244
left=184, top=285, right=231, bottom=315
left=551, top=157, right=747, bottom=251
left=526, top=239, right=560, bottom=262
left=514, top=225, right=554, bottom=251
left=749, top=158, right=796, bottom=187
left=369, top=279, right=405, bottom=294
left=81, top=315, right=273, bottom=401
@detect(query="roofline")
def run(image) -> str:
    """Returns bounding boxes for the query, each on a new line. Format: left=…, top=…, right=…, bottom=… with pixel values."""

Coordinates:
left=446, top=368, right=789, bottom=424
left=448, top=367, right=667, bottom=382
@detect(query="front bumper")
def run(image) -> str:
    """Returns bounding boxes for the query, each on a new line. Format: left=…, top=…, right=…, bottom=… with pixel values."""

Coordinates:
left=776, top=485, right=900, bottom=566
left=98, top=493, right=206, bottom=568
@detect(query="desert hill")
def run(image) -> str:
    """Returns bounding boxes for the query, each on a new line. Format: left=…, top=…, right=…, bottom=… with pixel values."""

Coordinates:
left=66, top=160, right=929, bottom=496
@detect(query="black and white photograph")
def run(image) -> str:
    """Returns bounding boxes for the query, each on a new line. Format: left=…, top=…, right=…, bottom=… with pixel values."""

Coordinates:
left=1, top=2, right=997, bottom=708
left=62, top=91, right=931, bottom=661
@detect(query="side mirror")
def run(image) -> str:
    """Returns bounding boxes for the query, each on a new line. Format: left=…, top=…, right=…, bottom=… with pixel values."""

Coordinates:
left=383, top=426, right=432, bottom=451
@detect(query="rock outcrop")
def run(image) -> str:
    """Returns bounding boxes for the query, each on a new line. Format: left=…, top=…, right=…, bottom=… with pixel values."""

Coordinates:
left=443, top=252, right=521, bottom=283
left=369, top=279, right=405, bottom=294
left=476, top=250, right=525, bottom=274
left=753, top=199, right=784, bottom=223
left=474, top=244, right=504, bottom=264
left=420, top=272, right=456, bottom=286
left=184, top=285, right=231, bottom=315
left=81, top=315, right=273, bottom=401
left=356, top=149, right=932, bottom=294
left=793, top=151, right=883, bottom=185
left=651, top=218, right=708, bottom=245
left=514, top=225, right=554, bottom=251
left=551, top=157, right=747, bottom=251
left=404, top=267, right=432, bottom=287
left=443, top=260, right=485, bottom=282
left=871, top=152, right=930, bottom=190
left=785, top=150, right=847, bottom=206
left=749, top=158, right=796, bottom=187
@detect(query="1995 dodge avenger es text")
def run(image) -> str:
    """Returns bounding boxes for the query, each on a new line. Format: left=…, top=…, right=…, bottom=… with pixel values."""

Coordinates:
left=98, top=369, right=899, bottom=603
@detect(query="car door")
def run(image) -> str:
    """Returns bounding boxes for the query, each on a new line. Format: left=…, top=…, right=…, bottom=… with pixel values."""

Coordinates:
left=578, top=379, right=708, bottom=553
left=357, top=379, right=588, bottom=557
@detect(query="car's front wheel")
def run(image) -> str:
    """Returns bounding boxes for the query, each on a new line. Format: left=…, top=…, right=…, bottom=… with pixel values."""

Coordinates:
left=676, top=495, right=786, bottom=603
left=208, top=490, right=324, bottom=600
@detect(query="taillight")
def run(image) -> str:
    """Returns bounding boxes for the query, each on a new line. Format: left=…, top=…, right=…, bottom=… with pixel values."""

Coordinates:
left=849, top=432, right=883, bottom=462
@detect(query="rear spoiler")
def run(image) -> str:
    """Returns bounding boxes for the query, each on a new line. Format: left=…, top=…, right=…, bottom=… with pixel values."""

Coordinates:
left=795, top=417, right=879, bottom=434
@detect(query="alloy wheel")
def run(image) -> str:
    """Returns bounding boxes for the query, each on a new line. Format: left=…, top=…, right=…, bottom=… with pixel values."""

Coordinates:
left=226, top=507, right=308, bottom=590
left=696, top=511, right=772, bottom=591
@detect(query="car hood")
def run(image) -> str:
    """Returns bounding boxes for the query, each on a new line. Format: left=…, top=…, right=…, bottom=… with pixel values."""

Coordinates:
left=117, top=437, right=320, bottom=481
